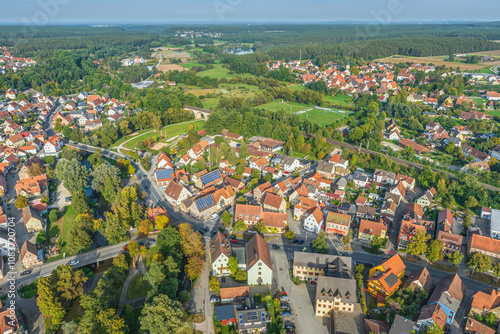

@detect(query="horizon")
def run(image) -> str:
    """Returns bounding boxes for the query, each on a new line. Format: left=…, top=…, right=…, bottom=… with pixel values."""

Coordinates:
left=2, top=0, right=499, bottom=25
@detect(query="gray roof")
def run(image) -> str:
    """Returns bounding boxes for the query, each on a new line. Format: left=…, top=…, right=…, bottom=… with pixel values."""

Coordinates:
left=232, top=247, right=247, bottom=267
left=215, top=305, right=235, bottom=321
left=293, top=251, right=352, bottom=278
left=317, top=161, right=335, bottom=174
left=389, top=315, right=416, bottom=334
left=428, top=274, right=465, bottom=313
left=316, top=276, right=357, bottom=304
left=235, top=305, right=267, bottom=330
left=491, top=209, right=500, bottom=233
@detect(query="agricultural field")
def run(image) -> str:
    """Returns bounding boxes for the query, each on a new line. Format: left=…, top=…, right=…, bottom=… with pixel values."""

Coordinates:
left=299, top=108, right=352, bottom=126
left=157, top=63, right=189, bottom=73
left=375, top=55, right=495, bottom=71
left=195, top=63, right=253, bottom=79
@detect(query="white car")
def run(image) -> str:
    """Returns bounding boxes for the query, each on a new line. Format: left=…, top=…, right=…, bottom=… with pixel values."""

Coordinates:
left=69, top=260, right=80, bottom=266
left=210, top=213, right=218, bottom=220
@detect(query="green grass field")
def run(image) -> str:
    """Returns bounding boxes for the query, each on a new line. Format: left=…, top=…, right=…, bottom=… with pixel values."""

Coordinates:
left=487, top=110, right=500, bottom=117
left=126, top=274, right=152, bottom=300
left=196, top=64, right=253, bottom=79
left=122, top=120, right=205, bottom=150
left=324, top=94, right=355, bottom=107
left=300, top=108, right=352, bottom=126
left=49, top=205, right=78, bottom=255
left=260, top=100, right=311, bottom=113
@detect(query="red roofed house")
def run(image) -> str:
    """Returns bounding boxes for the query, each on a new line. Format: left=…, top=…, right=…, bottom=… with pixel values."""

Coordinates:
left=358, top=219, right=388, bottom=242
left=325, top=211, right=351, bottom=236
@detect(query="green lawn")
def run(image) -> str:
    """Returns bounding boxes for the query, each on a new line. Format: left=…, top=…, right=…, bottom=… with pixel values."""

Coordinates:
left=324, top=94, right=355, bottom=107
left=48, top=205, right=79, bottom=255
left=260, top=100, right=311, bottom=113
left=125, top=274, right=152, bottom=301
left=196, top=64, right=253, bottom=79
left=19, top=280, right=38, bottom=299
left=299, top=108, right=352, bottom=126
left=112, top=128, right=150, bottom=147
left=487, top=110, right=500, bottom=117
left=122, top=120, right=205, bottom=150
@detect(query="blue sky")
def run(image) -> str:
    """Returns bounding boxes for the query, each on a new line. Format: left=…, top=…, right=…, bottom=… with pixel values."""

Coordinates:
left=1, top=0, right=499, bottom=25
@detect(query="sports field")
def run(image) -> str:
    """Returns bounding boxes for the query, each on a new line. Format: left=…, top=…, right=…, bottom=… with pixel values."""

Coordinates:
left=299, top=109, right=352, bottom=126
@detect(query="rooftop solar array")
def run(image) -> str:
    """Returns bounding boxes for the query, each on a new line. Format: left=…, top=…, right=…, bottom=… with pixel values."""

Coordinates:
left=246, top=311, right=258, bottom=321
left=196, top=194, right=215, bottom=211
left=155, top=168, right=174, bottom=180
left=201, top=169, right=222, bottom=185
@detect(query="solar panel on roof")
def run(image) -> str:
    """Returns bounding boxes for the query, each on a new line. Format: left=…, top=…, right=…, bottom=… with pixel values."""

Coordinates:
left=155, top=168, right=174, bottom=180
left=200, top=169, right=222, bottom=185
left=196, top=194, right=215, bottom=211
left=239, top=314, right=243, bottom=324
left=247, top=311, right=258, bottom=321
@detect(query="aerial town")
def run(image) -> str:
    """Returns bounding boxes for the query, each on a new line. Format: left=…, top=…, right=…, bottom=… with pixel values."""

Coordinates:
left=1, top=10, right=500, bottom=334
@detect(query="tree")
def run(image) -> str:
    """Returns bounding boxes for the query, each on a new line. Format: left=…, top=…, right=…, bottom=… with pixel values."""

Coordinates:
left=464, top=196, right=478, bottom=209
left=221, top=211, right=231, bottom=227
left=425, top=323, right=444, bottom=334
left=254, top=220, right=266, bottom=234
left=233, top=270, right=247, bottom=282
left=467, top=252, right=492, bottom=273
left=36, top=231, right=47, bottom=244
left=251, top=168, right=260, bottom=179
left=28, top=163, right=45, bottom=177
left=72, top=193, right=89, bottom=214
left=179, top=223, right=204, bottom=259
left=14, top=195, right=29, bottom=209
left=41, top=195, right=50, bottom=203
left=426, top=240, right=445, bottom=262
left=139, top=219, right=153, bottom=235
left=209, top=276, right=220, bottom=293
left=234, top=219, right=247, bottom=232
left=56, top=158, right=89, bottom=195
left=128, top=241, right=140, bottom=258
left=67, top=214, right=94, bottom=254
left=91, top=164, right=121, bottom=203
left=228, top=256, right=238, bottom=275
left=370, top=235, right=386, bottom=251
left=447, top=251, right=464, bottom=266
left=185, top=255, right=204, bottom=280
left=49, top=209, right=59, bottom=223
left=493, top=264, right=500, bottom=280
left=343, top=230, right=352, bottom=245
left=311, top=232, right=329, bottom=254
left=139, top=294, right=193, bottom=334
left=284, top=230, right=295, bottom=240
left=155, top=215, right=170, bottom=229
left=407, top=230, right=430, bottom=256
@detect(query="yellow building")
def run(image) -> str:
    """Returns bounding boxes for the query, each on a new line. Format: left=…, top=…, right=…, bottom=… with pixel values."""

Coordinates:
left=358, top=219, right=388, bottom=242
left=367, top=254, right=406, bottom=298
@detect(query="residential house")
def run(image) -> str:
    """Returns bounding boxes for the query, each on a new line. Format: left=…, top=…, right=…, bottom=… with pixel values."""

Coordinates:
left=154, top=168, right=175, bottom=188
left=187, top=145, right=203, bottom=160
left=293, top=252, right=352, bottom=283
left=280, top=156, right=301, bottom=173
left=469, top=289, right=500, bottom=319
left=417, top=303, right=447, bottom=332
left=195, top=169, right=223, bottom=189
left=253, top=182, right=272, bottom=203
left=402, top=267, right=434, bottom=293
left=210, top=232, right=232, bottom=277
left=223, top=176, right=245, bottom=193
left=220, top=286, right=250, bottom=303
left=157, top=153, right=173, bottom=169
left=164, top=181, right=191, bottom=206
left=464, top=317, right=496, bottom=334
left=147, top=205, right=169, bottom=224
left=398, top=220, right=426, bottom=250
left=325, top=211, right=351, bottom=236
left=468, top=234, right=500, bottom=259
left=388, top=315, right=416, bottom=334
left=249, top=157, right=269, bottom=171
left=437, top=209, right=454, bottom=234
left=491, top=209, right=500, bottom=239
left=356, top=205, right=378, bottom=220
left=235, top=300, right=267, bottom=333
left=22, top=206, right=43, bottom=233
left=246, top=234, right=272, bottom=285
left=44, top=135, right=63, bottom=154
left=293, top=196, right=318, bottom=221
left=234, top=204, right=288, bottom=232
left=262, top=193, right=286, bottom=213
left=303, top=206, right=324, bottom=234
left=462, top=144, right=491, bottom=163
left=373, top=169, right=396, bottom=186
left=18, top=156, right=43, bottom=181
left=437, top=231, right=463, bottom=255
left=317, top=161, right=336, bottom=180
left=215, top=305, right=236, bottom=326
left=367, top=254, right=406, bottom=298
left=5, top=134, right=25, bottom=148
left=358, top=219, right=388, bottom=242
left=364, top=319, right=389, bottom=334
left=315, top=275, right=357, bottom=315
left=398, top=138, right=430, bottom=154
left=20, top=240, right=42, bottom=268
left=15, top=174, right=48, bottom=198
left=415, top=188, right=436, bottom=208
left=427, top=274, right=466, bottom=325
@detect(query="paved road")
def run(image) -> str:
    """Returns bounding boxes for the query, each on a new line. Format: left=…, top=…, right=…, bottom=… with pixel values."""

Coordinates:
left=302, top=134, right=500, bottom=192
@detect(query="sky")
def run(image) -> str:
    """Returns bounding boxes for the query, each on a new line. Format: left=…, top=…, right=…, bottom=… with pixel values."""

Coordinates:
left=1, top=0, right=499, bottom=25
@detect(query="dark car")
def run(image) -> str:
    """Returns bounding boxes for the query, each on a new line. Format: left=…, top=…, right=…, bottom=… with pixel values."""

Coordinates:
left=221, top=277, right=226, bottom=283
left=271, top=244, right=280, bottom=250
left=297, top=240, right=304, bottom=245
left=292, top=239, right=299, bottom=244
left=20, top=270, right=31, bottom=276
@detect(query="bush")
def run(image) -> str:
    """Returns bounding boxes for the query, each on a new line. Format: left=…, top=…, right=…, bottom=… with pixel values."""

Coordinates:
left=49, top=209, right=59, bottom=224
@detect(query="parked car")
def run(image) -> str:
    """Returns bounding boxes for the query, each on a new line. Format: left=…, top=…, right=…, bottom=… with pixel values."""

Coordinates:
left=210, top=295, right=220, bottom=303
left=231, top=239, right=239, bottom=244
left=221, top=277, right=226, bottom=283
left=291, top=239, right=299, bottom=244
left=68, top=260, right=79, bottom=266
left=272, top=244, right=280, bottom=250
left=122, top=245, right=128, bottom=251
left=210, top=213, right=218, bottom=220
left=282, top=309, right=292, bottom=316
left=20, top=270, right=31, bottom=276
left=297, top=240, right=304, bottom=245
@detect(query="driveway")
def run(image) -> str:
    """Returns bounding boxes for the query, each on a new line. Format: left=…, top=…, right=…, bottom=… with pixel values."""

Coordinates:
left=272, top=250, right=329, bottom=334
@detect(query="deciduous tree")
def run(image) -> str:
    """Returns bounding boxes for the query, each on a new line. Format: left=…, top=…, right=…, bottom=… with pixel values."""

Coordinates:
left=140, top=294, right=193, bottom=334
left=407, top=230, right=430, bottom=256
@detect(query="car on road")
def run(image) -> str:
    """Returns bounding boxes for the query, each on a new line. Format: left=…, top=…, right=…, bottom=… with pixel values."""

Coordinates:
left=221, top=277, right=226, bottom=283
left=296, top=240, right=304, bottom=245
left=20, top=270, right=32, bottom=276
left=291, top=239, right=299, bottom=244
left=271, top=244, right=280, bottom=250
left=65, top=196, right=72, bottom=202
left=68, top=260, right=80, bottom=266
left=210, top=295, right=220, bottom=303
left=122, top=245, right=128, bottom=251
left=203, top=227, right=210, bottom=232
left=231, top=239, right=239, bottom=244
left=210, top=213, right=218, bottom=220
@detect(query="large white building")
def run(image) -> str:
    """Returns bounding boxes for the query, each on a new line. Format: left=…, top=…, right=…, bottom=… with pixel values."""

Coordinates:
left=491, top=209, right=500, bottom=239
left=246, top=234, right=272, bottom=285
left=210, top=232, right=232, bottom=277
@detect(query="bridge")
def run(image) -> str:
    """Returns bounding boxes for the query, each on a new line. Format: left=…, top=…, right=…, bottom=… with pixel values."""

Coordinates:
left=183, top=106, right=213, bottom=119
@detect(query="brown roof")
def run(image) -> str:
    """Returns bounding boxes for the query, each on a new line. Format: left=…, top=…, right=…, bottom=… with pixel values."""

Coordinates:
left=428, top=274, right=465, bottom=306
left=245, top=233, right=271, bottom=270
left=261, top=212, right=288, bottom=229
left=359, top=219, right=387, bottom=237
left=254, top=182, right=272, bottom=194
left=471, top=289, right=500, bottom=312
left=364, top=319, right=388, bottom=334
left=437, top=231, right=463, bottom=248
left=164, top=181, right=185, bottom=201
left=418, top=303, right=447, bottom=330
left=220, top=286, right=250, bottom=301
left=465, top=317, right=495, bottom=334
left=470, top=234, right=500, bottom=256
left=22, top=206, right=41, bottom=225
left=210, top=232, right=231, bottom=263
left=398, top=138, right=430, bottom=154
left=402, top=267, right=434, bottom=292
left=262, top=192, right=284, bottom=210
left=374, top=254, right=406, bottom=277
left=20, top=240, right=37, bottom=261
